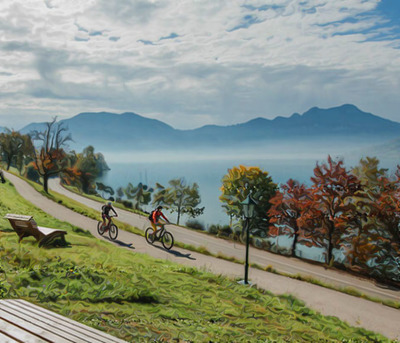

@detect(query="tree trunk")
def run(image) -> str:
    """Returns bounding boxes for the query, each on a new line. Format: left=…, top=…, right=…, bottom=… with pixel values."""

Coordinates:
left=327, top=223, right=334, bottom=264
left=43, top=174, right=49, bottom=193
left=291, top=228, right=299, bottom=257
left=176, top=205, right=182, bottom=225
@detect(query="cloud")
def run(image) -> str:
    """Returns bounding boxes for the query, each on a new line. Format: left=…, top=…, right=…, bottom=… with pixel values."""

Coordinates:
left=0, top=0, right=399, bottom=130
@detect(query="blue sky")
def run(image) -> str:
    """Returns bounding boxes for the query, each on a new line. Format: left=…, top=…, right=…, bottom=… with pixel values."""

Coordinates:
left=0, top=0, right=399, bottom=129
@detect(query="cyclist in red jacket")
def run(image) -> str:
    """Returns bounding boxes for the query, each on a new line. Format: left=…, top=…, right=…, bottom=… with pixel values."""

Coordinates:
left=149, top=206, right=169, bottom=233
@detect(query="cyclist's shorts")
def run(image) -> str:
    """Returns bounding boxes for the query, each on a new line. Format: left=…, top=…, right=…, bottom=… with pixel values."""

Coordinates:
left=102, top=213, right=110, bottom=220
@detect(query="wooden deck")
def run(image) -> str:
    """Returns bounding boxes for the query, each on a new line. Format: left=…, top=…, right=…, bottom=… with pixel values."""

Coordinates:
left=0, top=299, right=127, bottom=343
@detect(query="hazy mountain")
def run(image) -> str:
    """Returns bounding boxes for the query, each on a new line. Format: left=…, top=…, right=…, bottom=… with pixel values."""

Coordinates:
left=19, top=104, right=400, bottom=157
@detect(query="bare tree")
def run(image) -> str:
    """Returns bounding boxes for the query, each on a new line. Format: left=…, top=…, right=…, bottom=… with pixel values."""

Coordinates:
left=30, top=117, right=72, bottom=193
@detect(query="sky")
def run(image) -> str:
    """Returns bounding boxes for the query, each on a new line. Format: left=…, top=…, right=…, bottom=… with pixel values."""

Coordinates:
left=0, top=0, right=399, bottom=130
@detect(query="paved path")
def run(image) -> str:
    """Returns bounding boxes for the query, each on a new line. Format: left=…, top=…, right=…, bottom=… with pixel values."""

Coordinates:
left=4, top=172, right=400, bottom=340
left=48, top=178, right=400, bottom=304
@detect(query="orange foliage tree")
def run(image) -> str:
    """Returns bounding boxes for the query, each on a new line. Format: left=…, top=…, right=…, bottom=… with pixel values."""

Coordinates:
left=298, top=156, right=363, bottom=264
left=268, top=179, right=310, bottom=257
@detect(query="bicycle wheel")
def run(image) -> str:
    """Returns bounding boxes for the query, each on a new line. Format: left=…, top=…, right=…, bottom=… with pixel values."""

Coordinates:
left=97, top=221, right=106, bottom=236
left=162, top=231, right=174, bottom=250
left=145, top=227, right=155, bottom=244
left=109, top=224, right=118, bottom=241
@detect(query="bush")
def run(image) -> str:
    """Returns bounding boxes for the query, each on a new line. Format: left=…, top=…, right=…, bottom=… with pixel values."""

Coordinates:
left=186, top=220, right=205, bottom=231
left=208, top=224, right=232, bottom=237
left=121, top=200, right=133, bottom=209
left=25, top=165, right=40, bottom=183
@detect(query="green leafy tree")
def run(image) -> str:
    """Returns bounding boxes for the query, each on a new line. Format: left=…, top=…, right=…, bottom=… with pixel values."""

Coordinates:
left=152, top=178, right=204, bottom=225
left=96, top=182, right=115, bottom=200
left=0, top=129, right=34, bottom=171
left=124, top=182, right=154, bottom=210
left=220, top=165, right=277, bottom=236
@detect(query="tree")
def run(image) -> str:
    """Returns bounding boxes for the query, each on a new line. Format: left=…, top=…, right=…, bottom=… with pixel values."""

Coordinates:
left=220, top=165, right=277, bottom=236
left=268, top=179, right=310, bottom=257
left=74, top=146, right=103, bottom=193
left=341, top=157, right=389, bottom=269
left=301, top=156, right=362, bottom=264
left=29, top=118, right=72, bottom=193
left=124, top=182, right=154, bottom=210
left=0, top=129, right=34, bottom=171
left=96, top=182, right=115, bottom=200
left=152, top=178, right=204, bottom=225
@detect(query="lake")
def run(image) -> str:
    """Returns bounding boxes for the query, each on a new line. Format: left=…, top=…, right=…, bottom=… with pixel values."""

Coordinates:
left=97, top=157, right=320, bottom=226
left=96, top=154, right=398, bottom=262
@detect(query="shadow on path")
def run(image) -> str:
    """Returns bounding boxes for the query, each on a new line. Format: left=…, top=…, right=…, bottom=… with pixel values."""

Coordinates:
left=106, top=238, right=135, bottom=249
left=151, top=244, right=196, bottom=260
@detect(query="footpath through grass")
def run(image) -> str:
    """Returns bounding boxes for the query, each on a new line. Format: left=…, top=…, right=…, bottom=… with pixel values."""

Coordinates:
left=0, top=179, right=391, bottom=342
left=39, top=175, right=400, bottom=310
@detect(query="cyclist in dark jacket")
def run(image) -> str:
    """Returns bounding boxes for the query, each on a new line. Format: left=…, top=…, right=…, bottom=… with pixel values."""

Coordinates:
left=101, top=201, right=118, bottom=229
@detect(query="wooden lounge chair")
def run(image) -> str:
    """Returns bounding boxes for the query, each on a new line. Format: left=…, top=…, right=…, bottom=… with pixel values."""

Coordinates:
left=4, top=213, right=67, bottom=247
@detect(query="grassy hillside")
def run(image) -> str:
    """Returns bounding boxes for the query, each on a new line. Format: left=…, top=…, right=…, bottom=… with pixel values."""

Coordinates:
left=0, top=180, right=389, bottom=342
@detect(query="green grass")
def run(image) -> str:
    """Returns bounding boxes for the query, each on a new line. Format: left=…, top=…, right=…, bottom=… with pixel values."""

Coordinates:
left=10, top=170, right=400, bottom=311
left=0, top=179, right=391, bottom=342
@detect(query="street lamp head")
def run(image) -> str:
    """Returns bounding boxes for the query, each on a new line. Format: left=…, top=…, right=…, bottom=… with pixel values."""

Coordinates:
left=241, top=194, right=256, bottom=219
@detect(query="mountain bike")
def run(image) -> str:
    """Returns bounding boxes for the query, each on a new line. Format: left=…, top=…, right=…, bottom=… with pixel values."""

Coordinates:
left=145, top=224, right=174, bottom=250
left=97, top=215, right=118, bottom=241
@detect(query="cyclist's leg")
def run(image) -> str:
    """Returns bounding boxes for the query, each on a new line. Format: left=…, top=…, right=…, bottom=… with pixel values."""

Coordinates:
left=106, top=215, right=111, bottom=229
left=102, top=214, right=107, bottom=226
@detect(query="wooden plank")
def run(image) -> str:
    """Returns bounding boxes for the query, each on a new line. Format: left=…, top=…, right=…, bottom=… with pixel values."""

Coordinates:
left=0, top=305, right=87, bottom=342
left=4, top=214, right=32, bottom=221
left=0, top=318, right=49, bottom=343
left=13, top=300, right=126, bottom=342
left=37, top=226, right=67, bottom=235
left=2, top=300, right=126, bottom=343
left=0, top=331, right=21, bottom=343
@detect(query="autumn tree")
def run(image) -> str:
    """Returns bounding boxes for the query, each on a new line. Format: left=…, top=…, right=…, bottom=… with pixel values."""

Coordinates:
left=268, top=179, right=310, bottom=257
left=301, top=156, right=363, bottom=264
left=338, top=157, right=389, bottom=269
left=29, top=118, right=72, bottom=193
left=67, top=146, right=107, bottom=193
left=220, top=165, right=277, bottom=236
left=152, top=178, right=204, bottom=225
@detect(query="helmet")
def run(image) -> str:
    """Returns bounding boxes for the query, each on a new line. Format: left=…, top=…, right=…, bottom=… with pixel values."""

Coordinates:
left=157, top=206, right=163, bottom=210
left=107, top=201, right=112, bottom=206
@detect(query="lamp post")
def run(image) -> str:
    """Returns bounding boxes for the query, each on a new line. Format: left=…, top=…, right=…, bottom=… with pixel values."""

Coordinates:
left=241, top=194, right=256, bottom=285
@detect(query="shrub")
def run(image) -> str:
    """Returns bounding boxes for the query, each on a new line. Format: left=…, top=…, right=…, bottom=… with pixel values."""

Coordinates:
left=25, top=165, right=40, bottom=183
left=121, top=200, right=133, bottom=209
left=186, top=220, right=205, bottom=231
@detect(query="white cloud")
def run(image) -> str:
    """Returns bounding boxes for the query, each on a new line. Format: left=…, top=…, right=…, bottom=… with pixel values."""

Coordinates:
left=0, top=0, right=399, bottom=130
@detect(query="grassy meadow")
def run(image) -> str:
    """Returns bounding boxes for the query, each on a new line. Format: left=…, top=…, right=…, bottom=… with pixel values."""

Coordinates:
left=0, top=179, right=390, bottom=342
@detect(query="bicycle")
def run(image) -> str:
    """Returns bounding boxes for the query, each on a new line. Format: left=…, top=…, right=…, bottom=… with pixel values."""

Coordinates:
left=97, top=215, right=118, bottom=241
left=145, top=223, right=174, bottom=250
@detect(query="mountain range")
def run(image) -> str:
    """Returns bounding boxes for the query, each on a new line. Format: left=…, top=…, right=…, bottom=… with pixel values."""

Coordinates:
left=18, top=104, right=400, bottom=158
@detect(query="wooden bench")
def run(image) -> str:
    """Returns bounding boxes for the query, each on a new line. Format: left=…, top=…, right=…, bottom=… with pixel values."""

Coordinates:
left=4, top=214, right=67, bottom=247
left=0, top=299, right=127, bottom=342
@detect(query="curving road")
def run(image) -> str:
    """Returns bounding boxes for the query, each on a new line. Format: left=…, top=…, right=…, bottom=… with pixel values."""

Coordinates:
left=4, top=171, right=400, bottom=340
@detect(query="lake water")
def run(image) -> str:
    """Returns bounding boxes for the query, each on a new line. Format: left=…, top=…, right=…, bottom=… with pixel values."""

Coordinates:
left=97, top=157, right=320, bottom=226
